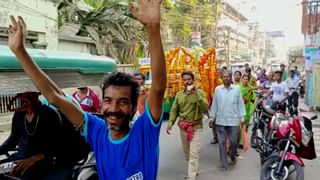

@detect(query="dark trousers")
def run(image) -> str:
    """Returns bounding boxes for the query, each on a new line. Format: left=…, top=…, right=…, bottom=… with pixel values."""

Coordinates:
left=216, top=125, right=240, bottom=168
left=288, top=91, right=299, bottom=108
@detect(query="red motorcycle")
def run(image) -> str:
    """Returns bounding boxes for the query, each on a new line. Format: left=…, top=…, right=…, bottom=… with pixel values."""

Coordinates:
left=260, top=112, right=317, bottom=180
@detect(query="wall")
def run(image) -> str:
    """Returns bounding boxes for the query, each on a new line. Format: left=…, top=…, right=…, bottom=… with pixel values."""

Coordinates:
left=313, top=61, right=320, bottom=107
left=58, top=36, right=96, bottom=54
left=217, top=2, right=250, bottom=64
left=0, top=0, right=60, bottom=50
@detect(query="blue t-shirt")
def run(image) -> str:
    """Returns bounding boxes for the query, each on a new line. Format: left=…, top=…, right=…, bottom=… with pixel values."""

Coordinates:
left=82, top=103, right=162, bottom=180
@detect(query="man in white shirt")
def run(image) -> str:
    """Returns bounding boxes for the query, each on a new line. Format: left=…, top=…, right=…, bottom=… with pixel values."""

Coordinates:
left=286, top=70, right=300, bottom=115
left=267, top=71, right=289, bottom=112
left=208, top=71, right=246, bottom=171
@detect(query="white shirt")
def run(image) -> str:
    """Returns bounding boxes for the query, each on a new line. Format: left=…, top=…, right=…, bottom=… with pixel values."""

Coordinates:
left=270, top=81, right=289, bottom=102
left=209, top=85, right=246, bottom=126
left=286, top=77, right=299, bottom=94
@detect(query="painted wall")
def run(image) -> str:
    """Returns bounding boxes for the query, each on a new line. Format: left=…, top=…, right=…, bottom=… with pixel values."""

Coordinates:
left=58, top=39, right=96, bottom=54
left=313, top=61, right=320, bottom=107
left=0, top=0, right=60, bottom=50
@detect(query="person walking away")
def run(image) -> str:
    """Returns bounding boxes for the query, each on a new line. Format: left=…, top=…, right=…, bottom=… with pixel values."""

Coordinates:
left=286, top=70, right=300, bottom=116
left=166, top=72, right=208, bottom=180
left=208, top=71, right=246, bottom=171
left=72, top=86, right=101, bottom=113
left=7, top=0, right=166, bottom=179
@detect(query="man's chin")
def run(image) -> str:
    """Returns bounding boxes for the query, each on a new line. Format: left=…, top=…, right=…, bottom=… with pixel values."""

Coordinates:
left=109, top=125, right=121, bottom=131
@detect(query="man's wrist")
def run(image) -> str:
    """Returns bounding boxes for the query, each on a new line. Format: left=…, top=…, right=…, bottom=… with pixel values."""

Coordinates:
left=14, top=47, right=27, bottom=56
left=146, top=24, right=160, bottom=34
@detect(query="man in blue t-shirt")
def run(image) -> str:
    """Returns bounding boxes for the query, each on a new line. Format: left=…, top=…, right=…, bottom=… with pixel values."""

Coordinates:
left=7, top=0, right=166, bottom=179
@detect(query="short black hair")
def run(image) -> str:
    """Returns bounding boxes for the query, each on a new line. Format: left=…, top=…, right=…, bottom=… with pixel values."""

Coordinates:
left=101, top=72, right=140, bottom=107
left=181, top=71, right=194, bottom=80
left=223, top=70, right=232, bottom=78
left=280, top=64, right=285, bottom=67
left=222, top=66, right=228, bottom=70
left=133, top=72, right=146, bottom=81
left=274, top=70, right=282, bottom=76
left=242, top=74, right=249, bottom=79
left=234, top=70, right=242, bottom=77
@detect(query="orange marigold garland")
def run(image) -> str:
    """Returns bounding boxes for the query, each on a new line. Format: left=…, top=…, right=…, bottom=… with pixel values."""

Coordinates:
left=198, top=48, right=218, bottom=103
left=164, top=48, right=196, bottom=102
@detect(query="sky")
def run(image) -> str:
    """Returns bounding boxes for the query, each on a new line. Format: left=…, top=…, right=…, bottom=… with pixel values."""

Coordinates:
left=225, top=0, right=304, bottom=47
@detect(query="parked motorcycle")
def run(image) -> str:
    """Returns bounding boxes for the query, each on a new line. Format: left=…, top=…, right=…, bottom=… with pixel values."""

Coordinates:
left=251, top=94, right=278, bottom=164
left=260, top=112, right=317, bottom=180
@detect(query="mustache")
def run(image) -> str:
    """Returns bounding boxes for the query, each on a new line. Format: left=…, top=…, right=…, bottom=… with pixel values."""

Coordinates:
left=103, top=111, right=126, bottom=118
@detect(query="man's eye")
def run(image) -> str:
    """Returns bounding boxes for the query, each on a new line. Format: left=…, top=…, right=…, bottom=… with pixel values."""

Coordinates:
left=119, top=100, right=129, bottom=105
left=103, top=99, right=111, bottom=103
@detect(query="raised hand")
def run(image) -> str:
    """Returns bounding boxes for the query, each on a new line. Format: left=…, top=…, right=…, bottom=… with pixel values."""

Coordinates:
left=8, top=16, right=27, bottom=54
left=129, top=0, right=162, bottom=27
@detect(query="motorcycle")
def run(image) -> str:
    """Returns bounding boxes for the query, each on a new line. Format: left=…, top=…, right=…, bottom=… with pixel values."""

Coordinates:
left=251, top=92, right=275, bottom=160
left=260, top=112, right=317, bottom=180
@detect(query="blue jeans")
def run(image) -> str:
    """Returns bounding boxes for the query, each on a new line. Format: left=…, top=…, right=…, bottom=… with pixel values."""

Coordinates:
left=216, top=125, right=240, bottom=168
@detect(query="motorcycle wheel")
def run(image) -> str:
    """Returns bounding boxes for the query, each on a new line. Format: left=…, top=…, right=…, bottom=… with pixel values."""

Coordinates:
left=260, top=157, right=304, bottom=180
left=251, top=126, right=257, bottom=148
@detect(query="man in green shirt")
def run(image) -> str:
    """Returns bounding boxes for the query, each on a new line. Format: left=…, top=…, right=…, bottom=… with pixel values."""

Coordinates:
left=280, top=64, right=288, bottom=81
left=166, top=72, right=208, bottom=180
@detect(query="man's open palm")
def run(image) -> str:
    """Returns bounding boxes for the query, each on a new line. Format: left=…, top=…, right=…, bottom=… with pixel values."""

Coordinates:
left=8, top=16, right=26, bottom=53
left=129, top=0, right=162, bottom=26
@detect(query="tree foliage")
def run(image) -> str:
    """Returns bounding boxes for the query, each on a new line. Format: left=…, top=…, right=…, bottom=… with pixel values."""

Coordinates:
left=58, top=0, right=148, bottom=64
left=162, top=0, right=222, bottom=48
left=58, top=0, right=223, bottom=64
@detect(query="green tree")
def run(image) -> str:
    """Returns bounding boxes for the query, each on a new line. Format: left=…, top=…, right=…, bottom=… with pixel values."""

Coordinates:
left=58, top=0, right=148, bottom=64
left=162, top=0, right=223, bottom=48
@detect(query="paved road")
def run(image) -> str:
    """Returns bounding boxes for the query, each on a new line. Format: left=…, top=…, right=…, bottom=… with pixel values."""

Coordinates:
left=158, top=117, right=320, bottom=180
left=0, top=110, right=319, bottom=180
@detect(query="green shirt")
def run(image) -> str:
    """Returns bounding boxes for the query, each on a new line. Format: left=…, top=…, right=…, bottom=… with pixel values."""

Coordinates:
left=281, top=71, right=288, bottom=82
left=169, top=89, right=208, bottom=130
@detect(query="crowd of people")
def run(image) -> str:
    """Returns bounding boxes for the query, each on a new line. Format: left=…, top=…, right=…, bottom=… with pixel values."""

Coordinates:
left=0, top=1, right=306, bottom=179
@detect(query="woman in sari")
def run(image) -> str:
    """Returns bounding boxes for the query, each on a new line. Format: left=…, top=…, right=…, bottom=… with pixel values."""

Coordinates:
left=237, top=74, right=257, bottom=151
left=240, top=74, right=257, bottom=128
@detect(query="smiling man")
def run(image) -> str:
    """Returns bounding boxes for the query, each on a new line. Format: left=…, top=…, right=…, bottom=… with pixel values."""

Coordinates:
left=7, top=0, right=166, bottom=179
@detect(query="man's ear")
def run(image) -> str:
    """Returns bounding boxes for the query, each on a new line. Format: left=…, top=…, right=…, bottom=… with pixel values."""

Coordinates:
left=132, top=106, right=137, bottom=114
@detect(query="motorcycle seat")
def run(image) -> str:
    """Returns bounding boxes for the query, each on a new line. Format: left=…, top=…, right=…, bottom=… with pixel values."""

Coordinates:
left=301, top=112, right=318, bottom=121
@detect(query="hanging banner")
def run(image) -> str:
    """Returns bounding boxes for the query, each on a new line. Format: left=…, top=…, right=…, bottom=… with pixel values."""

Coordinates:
left=303, top=47, right=320, bottom=71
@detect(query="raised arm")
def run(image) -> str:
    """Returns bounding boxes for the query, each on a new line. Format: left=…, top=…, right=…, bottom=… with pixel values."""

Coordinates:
left=8, top=16, right=83, bottom=128
left=130, top=0, right=166, bottom=123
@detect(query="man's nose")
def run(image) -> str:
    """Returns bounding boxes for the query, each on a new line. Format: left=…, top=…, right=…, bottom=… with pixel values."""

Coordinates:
left=109, top=101, right=120, bottom=112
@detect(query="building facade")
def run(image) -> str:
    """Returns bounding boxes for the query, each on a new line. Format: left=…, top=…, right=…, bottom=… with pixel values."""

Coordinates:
left=216, top=1, right=251, bottom=66
left=301, top=0, right=320, bottom=108
left=0, top=0, right=96, bottom=54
